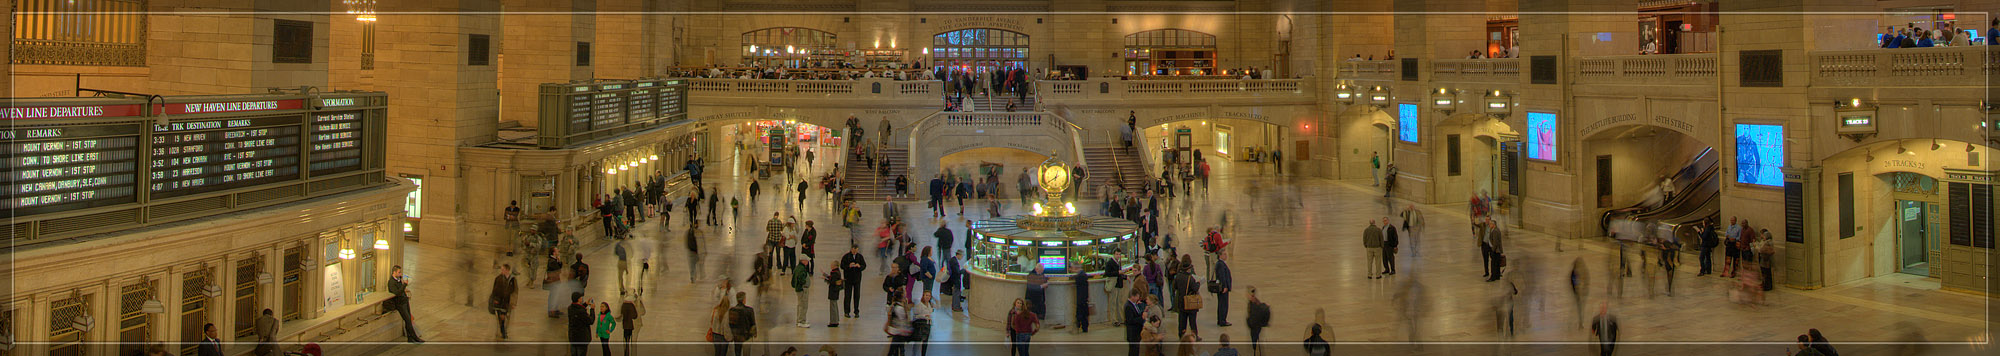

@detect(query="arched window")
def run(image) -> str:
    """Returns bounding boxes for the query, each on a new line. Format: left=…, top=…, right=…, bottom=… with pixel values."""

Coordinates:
left=931, top=28, right=1029, bottom=73
left=1124, top=29, right=1218, bottom=76
left=741, top=27, right=837, bottom=67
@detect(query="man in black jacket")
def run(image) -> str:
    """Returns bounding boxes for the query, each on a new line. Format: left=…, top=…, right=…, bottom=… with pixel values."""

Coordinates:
left=1246, top=288, right=1271, bottom=356
left=566, top=292, right=593, bottom=356
left=490, top=264, right=517, bottom=339
left=839, top=247, right=868, bottom=317
left=1382, top=218, right=1400, bottom=275
left=1697, top=223, right=1719, bottom=276
left=1123, top=292, right=1146, bottom=356
left=389, top=265, right=422, bottom=343
left=933, top=225, right=955, bottom=262
left=196, top=323, right=223, bottom=356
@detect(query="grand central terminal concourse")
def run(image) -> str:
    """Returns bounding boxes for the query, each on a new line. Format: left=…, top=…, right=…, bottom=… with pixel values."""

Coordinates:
left=4, top=1, right=1998, bottom=355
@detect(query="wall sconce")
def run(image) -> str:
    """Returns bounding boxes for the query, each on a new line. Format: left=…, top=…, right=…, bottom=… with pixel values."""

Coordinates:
left=1484, top=90, right=1513, bottom=119
left=1835, top=98, right=1877, bottom=142
left=1366, top=86, right=1390, bottom=108
left=1334, top=84, right=1356, bottom=104
left=1432, top=88, right=1456, bottom=115
left=67, top=291, right=94, bottom=332
left=139, top=276, right=166, bottom=314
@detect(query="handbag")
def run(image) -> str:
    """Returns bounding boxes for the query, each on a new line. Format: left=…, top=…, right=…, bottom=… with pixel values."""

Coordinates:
left=1180, top=294, right=1203, bottom=311
left=1207, top=281, right=1221, bottom=294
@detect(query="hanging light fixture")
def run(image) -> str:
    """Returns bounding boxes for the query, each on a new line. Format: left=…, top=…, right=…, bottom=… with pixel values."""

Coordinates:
left=139, top=277, right=166, bottom=314
left=649, top=154, right=660, bottom=161
left=338, top=247, right=357, bottom=260
left=606, top=168, right=618, bottom=175
left=67, top=292, right=94, bottom=332
left=374, top=236, right=391, bottom=250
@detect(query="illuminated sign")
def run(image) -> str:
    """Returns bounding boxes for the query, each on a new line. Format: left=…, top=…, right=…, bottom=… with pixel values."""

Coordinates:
left=1734, top=123, right=1785, bottom=187
left=1397, top=103, right=1420, bottom=143
left=1841, top=116, right=1871, bottom=126
left=1526, top=112, right=1559, bottom=161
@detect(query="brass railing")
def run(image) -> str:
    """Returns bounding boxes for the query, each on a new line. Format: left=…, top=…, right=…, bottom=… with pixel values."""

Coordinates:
left=10, top=0, right=148, bottom=67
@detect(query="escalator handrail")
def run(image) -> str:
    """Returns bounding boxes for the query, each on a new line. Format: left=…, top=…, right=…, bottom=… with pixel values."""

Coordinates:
left=1599, top=147, right=1719, bottom=233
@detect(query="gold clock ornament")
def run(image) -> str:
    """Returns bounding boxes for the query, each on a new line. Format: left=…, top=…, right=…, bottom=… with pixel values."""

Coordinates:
left=1038, top=162, right=1070, bottom=193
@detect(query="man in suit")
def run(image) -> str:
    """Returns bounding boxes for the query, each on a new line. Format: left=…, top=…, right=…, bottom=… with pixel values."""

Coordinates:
left=196, top=323, right=223, bottom=356
left=389, top=265, right=423, bottom=343
left=1123, top=292, right=1146, bottom=356
left=1213, top=254, right=1234, bottom=327
left=839, top=247, right=868, bottom=317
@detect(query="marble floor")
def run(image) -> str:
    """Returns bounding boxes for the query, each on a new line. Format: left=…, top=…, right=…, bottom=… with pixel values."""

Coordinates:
left=352, top=148, right=1995, bottom=356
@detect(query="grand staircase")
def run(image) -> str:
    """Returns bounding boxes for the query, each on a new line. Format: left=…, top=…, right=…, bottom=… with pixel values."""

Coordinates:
left=1081, top=146, right=1148, bottom=196
left=842, top=146, right=914, bottom=201
left=965, top=93, right=1037, bottom=112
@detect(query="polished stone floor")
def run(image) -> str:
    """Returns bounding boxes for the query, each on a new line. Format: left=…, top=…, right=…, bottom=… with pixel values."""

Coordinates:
left=355, top=148, right=1993, bottom=356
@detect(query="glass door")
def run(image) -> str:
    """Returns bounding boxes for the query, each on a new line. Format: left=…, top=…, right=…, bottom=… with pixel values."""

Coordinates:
left=1897, top=199, right=1929, bottom=275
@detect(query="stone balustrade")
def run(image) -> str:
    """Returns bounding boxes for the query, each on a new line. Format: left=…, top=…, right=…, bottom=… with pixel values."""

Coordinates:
left=1573, top=53, right=1719, bottom=85
left=1340, top=60, right=1399, bottom=81
left=1430, top=58, right=1521, bottom=83
left=1810, top=46, right=1999, bottom=87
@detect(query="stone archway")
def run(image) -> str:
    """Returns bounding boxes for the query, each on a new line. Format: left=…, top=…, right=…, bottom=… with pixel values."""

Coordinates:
left=1810, top=139, right=1994, bottom=288
left=1335, top=104, right=1396, bottom=181
left=1430, top=112, right=1520, bottom=205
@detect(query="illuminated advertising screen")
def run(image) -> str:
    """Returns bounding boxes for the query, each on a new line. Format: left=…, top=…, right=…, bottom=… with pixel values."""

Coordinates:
left=1734, top=123, right=1784, bottom=187
left=1526, top=112, right=1559, bottom=161
left=1397, top=103, right=1419, bottom=143
left=1037, top=249, right=1067, bottom=274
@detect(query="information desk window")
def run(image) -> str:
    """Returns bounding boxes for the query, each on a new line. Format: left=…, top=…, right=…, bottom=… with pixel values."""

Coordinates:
left=967, top=232, right=1139, bottom=278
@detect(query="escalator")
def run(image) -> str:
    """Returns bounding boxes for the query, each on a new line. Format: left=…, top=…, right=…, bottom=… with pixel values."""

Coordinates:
left=1600, top=148, right=1721, bottom=238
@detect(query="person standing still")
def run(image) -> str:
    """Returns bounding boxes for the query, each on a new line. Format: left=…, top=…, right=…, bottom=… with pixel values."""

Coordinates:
left=1382, top=219, right=1400, bottom=275
left=253, top=309, right=278, bottom=356
left=824, top=264, right=845, bottom=327
left=1370, top=152, right=1382, bottom=186
left=792, top=257, right=814, bottom=328
left=1213, top=255, right=1233, bottom=327
left=389, top=266, right=424, bottom=343
left=1363, top=222, right=1384, bottom=279
left=566, top=293, right=593, bottom=356
left=490, top=264, right=518, bottom=339
left=1697, top=223, right=1718, bottom=276
left=595, top=302, right=617, bottom=356
left=728, top=292, right=758, bottom=356
left=1123, top=292, right=1146, bottom=356
left=840, top=247, right=868, bottom=317
left=505, top=200, right=523, bottom=231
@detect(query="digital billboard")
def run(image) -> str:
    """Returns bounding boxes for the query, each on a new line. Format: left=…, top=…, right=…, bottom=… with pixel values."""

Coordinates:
left=1397, top=103, right=1419, bottom=143
left=1734, top=123, right=1784, bottom=186
left=1526, top=112, right=1558, bottom=161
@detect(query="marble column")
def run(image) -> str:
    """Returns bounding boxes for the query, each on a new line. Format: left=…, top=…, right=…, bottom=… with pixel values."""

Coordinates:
left=376, top=0, right=503, bottom=249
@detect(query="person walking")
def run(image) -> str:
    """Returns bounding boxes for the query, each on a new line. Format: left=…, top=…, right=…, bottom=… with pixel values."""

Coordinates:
left=620, top=296, right=644, bottom=356
left=840, top=246, right=868, bottom=318
left=1591, top=304, right=1619, bottom=356
left=595, top=302, right=617, bottom=356
left=792, top=257, right=813, bottom=328
left=1401, top=206, right=1425, bottom=257
left=1213, top=254, right=1233, bottom=327
left=1246, top=287, right=1270, bottom=356
left=253, top=308, right=278, bottom=356
left=490, top=264, right=518, bottom=339
left=933, top=225, right=955, bottom=263
left=1363, top=221, right=1384, bottom=279
left=572, top=253, right=592, bottom=290
left=750, top=179, right=762, bottom=204
left=707, top=188, right=720, bottom=226
left=388, top=265, right=424, bottom=343
left=728, top=292, right=757, bottom=356
left=1303, top=324, right=1331, bottom=356
left=797, top=180, right=810, bottom=209
left=1381, top=218, right=1399, bottom=275
left=567, top=293, right=594, bottom=356
left=1487, top=220, right=1507, bottom=282
left=884, top=295, right=914, bottom=356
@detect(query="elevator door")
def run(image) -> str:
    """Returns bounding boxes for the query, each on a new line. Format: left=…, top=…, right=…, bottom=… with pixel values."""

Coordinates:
left=1896, top=200, right=1929, bottom=275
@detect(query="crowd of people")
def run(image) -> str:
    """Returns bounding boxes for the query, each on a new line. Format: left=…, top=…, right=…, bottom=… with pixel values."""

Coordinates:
left=1879, top=20, right=1996, bottom=48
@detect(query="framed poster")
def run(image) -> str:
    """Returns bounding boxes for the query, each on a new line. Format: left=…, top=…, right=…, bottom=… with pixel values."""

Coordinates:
left=1526, top=112, right=1558, bottom=161
left=1397, top=103, right=1420, bottom=143
left=1733, top=123, right=1784, bottom=187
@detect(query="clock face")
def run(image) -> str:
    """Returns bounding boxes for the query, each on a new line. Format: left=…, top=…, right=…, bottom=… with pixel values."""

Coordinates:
left=1039, top=165, right=1070, bottom=192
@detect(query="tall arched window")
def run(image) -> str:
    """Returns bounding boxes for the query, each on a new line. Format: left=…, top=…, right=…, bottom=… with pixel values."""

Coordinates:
left=1124, top=29, right=1218, bottom=76
left=931, top=28, right=1028, bottom=73
left=741, top=27, right=837, bottom=67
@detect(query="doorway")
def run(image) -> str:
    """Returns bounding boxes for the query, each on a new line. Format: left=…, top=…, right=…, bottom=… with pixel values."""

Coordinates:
left=1896, top=199, right=1930, bottom=275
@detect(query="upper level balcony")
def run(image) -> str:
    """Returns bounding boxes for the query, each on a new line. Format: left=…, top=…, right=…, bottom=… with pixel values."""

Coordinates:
left=1574, top=53, right=1720, bottom=86
left=1429, top=58, right=1522, bottom=84
left=1340, top=60, right=1399, bottom=82
left=1810, top=46, right=1999, bottom=88
left=686, top=77, right=1314, bottom=110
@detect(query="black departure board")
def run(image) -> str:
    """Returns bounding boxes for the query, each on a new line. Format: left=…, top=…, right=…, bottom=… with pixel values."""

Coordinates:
left=2, top=124, right=148, bottom=215
left=309, top=110, right=367, bottom=176
left=4, top=93, right=386, bottom=227
left=148, top=116, right=305, bottom=198
left=536, top=79, right=690, bottom=148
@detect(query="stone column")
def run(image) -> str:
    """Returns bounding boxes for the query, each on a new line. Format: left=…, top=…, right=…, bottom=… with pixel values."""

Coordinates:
left=1513, top=0, right=1632, bottom=235
left=596, top=0, right=643, bottom=79
left=145, top=0, right=330, bottom=95
left=376, top=0, right=503, bottom=248
left=502, top=0, right=598, bottom=128
left=1316, top=1, right=1396, bottom=181
left=264, top=246, right=286, bottom=323
left=1385, top=0, right=1489, bottom=204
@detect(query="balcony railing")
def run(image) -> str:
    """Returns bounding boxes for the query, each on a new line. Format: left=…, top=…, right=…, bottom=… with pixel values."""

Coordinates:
left=1811, top=46, right=1999, bottom=87
left=1573, top=53, right=1719, bottom=85
left=686, top=78, right=939, bottom=99
left=1340, top=60, right=1398, bottom=81
left=1430, top=58, right=1521, bottom=83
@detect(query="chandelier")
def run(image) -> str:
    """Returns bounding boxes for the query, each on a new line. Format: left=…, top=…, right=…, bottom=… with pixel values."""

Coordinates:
left=345, top=0, right=377, bottom=22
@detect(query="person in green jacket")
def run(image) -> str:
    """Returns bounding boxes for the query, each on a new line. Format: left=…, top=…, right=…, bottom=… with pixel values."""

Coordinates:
left=595, top=302, right=617, bottom=356
left=793, top=257, right=814, bottom=328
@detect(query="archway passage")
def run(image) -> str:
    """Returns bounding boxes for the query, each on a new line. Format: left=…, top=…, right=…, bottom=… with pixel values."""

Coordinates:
left=1335, top=106, right=1396, bottom=184
left=1431, top=113, right=1520, bottom=208
left=1135, top=117, right=1286, bottom=182
left=932, top=28, right=1029, bottom=72
left=1812, top=139, right=1993, bottom=290
left=1583, top=124, right=1719, bottom=239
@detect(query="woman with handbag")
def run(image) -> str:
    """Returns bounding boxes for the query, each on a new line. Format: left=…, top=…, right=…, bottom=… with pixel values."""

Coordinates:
left=912, top=292, right=936, bottom=356
left=708, top=298, right=732, bottom=356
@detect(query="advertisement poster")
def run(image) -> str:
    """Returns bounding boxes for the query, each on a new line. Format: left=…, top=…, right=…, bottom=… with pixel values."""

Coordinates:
left=1397, top=103, right=1420, bottom=143
left=322, top=262, right=345, bottom=310
left=1734, top=123, right=1784, bottom=186
left=1527, top=112, right=1558, bottom=161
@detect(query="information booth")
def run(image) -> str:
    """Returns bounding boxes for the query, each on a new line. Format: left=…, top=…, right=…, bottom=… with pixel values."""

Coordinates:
left=964, top=158, right=1140, bottom=325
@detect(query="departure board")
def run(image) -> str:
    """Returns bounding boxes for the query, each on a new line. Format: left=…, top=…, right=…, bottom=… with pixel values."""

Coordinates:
left=3, top=92, right=386, bottom=229
left=536, top=79, right=690, bottom=148
left=2, top=124, right=147, bottom=215
left=309, top=110, right=367, bottom=176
